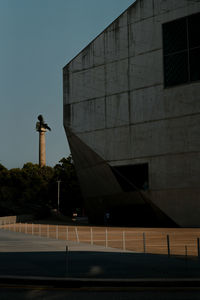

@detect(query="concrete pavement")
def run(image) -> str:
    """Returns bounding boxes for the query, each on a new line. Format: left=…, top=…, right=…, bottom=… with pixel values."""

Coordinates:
left=2, top=229, right=200, bottom=299
left=1, top=228, right=200, bottom=280
left=1, top=286, right=200, bottom=300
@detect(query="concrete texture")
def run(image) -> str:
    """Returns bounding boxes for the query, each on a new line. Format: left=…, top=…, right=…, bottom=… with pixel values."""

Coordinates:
left=63, top=0, right=200, bottom=226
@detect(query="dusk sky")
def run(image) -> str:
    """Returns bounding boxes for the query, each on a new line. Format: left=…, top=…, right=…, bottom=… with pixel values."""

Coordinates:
left=0, top=0, right=135, bottom=169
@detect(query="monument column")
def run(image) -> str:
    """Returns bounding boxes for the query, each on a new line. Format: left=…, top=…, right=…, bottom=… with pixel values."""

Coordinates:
left=36, top=115, right=51, bottom=167
left=39, top=128, right=47, bottom=167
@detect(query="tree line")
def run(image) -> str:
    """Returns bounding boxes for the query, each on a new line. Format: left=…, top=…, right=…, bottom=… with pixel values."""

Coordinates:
left=0, top=156, right=83, bottom=219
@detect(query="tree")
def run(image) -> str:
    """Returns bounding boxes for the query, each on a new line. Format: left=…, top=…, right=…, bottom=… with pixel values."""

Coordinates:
left=0, top=155, right=83, bottom=218
left=51, top=155, right=83, bottom=216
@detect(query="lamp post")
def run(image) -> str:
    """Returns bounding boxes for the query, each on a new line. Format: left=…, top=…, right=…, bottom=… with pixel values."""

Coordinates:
left=57, top=180, right=61, bottom=212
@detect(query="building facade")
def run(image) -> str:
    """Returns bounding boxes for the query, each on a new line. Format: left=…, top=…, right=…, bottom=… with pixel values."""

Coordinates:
left=63, top=0, right=200, bottom=227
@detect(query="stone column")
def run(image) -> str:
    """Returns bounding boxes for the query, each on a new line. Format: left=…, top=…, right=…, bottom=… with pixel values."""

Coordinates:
left=39, top=128, right=47, bottom=167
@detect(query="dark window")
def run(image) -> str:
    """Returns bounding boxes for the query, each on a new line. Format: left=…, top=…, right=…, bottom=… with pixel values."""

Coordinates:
left=163, top=12, right=200, bottom=87
left=164, top=52, right=188, bottom=86
left=64, top=104, right=71, bottom=124
left=188, top=13, right=200, bottom=48
left=163, top=18, right=187, bottom=55
left=190, top=48, right=200, bottom=82
left=111, top=163, right=149, bottom=192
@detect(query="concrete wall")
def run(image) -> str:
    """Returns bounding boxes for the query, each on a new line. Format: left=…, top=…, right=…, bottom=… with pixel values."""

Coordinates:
left=63, top=0, right=200, bottom=226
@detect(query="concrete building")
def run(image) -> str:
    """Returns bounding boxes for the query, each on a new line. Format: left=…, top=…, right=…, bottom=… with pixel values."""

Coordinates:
left=63, top=0, right=200, bottom=227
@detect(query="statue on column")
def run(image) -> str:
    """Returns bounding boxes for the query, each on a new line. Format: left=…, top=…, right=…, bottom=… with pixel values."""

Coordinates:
left=36, top=115, right=51, bottom=167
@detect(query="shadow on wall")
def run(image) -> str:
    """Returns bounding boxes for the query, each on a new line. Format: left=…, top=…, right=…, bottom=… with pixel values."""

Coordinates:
left=66, top=130, right=178, bottom=228
left=86, top=197, right=178, bottom=228
left=110, top=204, right=164, bottom=227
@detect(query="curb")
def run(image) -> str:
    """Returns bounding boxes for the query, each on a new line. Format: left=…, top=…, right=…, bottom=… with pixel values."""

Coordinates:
left=0, top=276, right=200, bottom=288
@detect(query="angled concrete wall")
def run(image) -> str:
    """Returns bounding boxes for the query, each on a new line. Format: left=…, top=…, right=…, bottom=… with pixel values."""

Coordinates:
left=63, top=0, right=200, bottom=226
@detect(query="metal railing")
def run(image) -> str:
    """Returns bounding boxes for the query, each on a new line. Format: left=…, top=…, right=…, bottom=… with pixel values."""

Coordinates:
left=1, top=222, right=200, bottom=258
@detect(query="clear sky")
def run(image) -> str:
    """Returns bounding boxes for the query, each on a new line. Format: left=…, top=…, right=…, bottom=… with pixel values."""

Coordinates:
left=0, top=0, right=135, bottom=169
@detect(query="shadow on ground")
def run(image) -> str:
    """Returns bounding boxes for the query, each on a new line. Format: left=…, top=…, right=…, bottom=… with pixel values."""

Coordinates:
left=0, top=251, right=200, bottom=279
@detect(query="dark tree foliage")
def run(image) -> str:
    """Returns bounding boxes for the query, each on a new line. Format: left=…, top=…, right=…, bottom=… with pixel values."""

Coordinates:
left=0, top=156, right=83, bottom=218
left=50, top=155, right=83, bottom=216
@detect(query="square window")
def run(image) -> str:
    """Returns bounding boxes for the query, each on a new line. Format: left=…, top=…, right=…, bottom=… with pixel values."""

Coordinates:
left=190, top=48, right=200, bottom=82
left=164, top=52, right=188, bottom=87
left=163, top=18, right=187, bottom=55
left=163, top=12, right=200, bottom=87
left=188, top=13, right=200, bottom=49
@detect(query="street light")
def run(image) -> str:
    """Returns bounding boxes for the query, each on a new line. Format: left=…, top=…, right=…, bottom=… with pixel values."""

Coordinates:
left=57, top=180, right=61, bottom=212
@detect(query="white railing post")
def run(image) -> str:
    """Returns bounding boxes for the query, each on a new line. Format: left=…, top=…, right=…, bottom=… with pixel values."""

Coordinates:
left=91, top=227, right=93, bottom=245
left=105, top=228, right=108, bottom=248
left=66, top=226, right=69, bottom=241
left=143, top=232, right=146, bottom=253
left=167, top=234, right=170, bottom=256
left=47, top=224, right=49, bottom=238
left=75, top=227, right=79, bottom=243
left=123, top=231, right=126, bottom=251
left=56, top=225, right=58, bottom=240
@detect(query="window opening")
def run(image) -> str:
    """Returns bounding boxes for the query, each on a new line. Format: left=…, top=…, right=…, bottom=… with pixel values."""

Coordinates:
left=163, top=12, right=200, bottom=87
left=111, top=163, right=149, bottom=192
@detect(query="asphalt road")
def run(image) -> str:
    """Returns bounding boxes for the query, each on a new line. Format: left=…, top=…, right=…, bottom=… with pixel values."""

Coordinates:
left=1, top=286, right=200, bottom=300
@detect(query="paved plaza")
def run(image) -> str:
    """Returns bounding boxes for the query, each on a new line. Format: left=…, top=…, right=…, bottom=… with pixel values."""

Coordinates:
left=0, top=228, right=200, bottom=279
left=1, top=229, right=200, bottom=299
